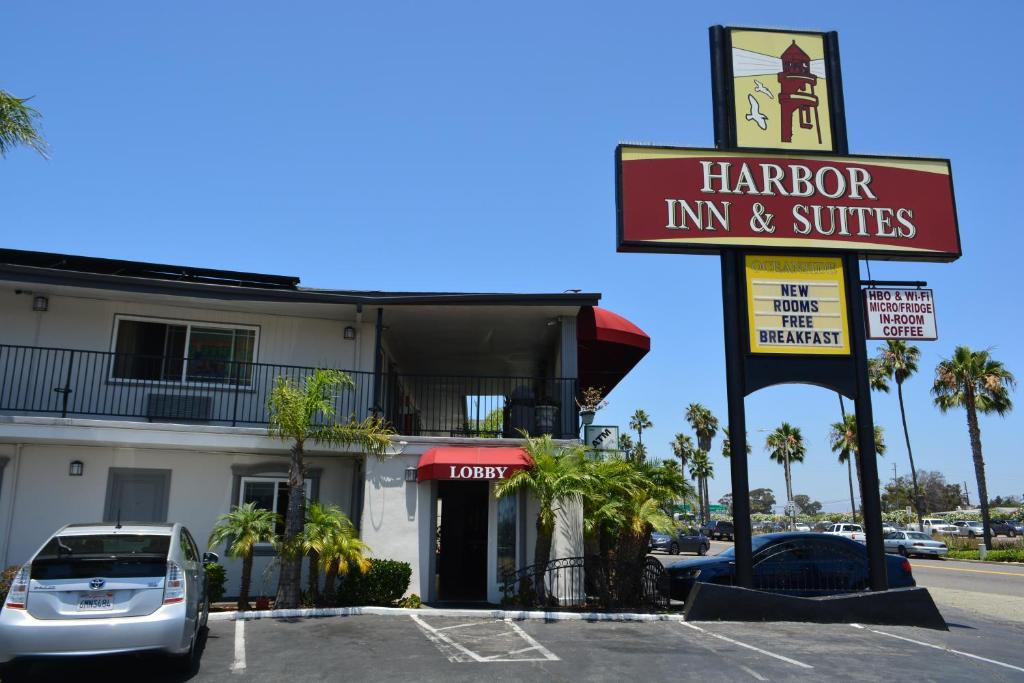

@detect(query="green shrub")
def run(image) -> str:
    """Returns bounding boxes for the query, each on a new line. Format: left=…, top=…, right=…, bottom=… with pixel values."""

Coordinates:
left=399, top=593, right=422, bottom=609
left=946, top=549, right=978, bottom=560
left=336, top=559, right=412, bottom=607
left=986, top=549, right=1024, bottom=563
left=0, top=566, right=19, bottom=609
left=204, top=562, right=227, bottom=603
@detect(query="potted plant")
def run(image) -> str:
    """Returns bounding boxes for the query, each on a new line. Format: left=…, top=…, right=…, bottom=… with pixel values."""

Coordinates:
left=576, top=386, right=608, bottom=426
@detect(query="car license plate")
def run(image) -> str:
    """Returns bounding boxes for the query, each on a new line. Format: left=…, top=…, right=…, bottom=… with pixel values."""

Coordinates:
left=78, top=595, right=114, bottom=611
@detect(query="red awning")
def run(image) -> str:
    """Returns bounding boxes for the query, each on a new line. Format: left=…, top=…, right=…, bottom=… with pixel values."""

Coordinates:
left=417, top=446, right=533, bottom=482
left=577, top=306, right=650, bottom=394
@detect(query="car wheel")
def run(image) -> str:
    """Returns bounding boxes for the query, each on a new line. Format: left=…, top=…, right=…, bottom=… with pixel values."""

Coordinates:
left=698, top=544, right=708, bottom=556
left=897, top=545, right=908, bottom=557
left=968, top=531, right=976, bottom=538
left=669, top=542, right=680, bottom=555
left=1010, top=530, right=1017, bottom=538
left=171, top=621, right=202, bottom=675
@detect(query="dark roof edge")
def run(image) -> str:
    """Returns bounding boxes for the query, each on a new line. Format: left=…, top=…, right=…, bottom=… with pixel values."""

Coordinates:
left=0, top=264, right=601, bottom=307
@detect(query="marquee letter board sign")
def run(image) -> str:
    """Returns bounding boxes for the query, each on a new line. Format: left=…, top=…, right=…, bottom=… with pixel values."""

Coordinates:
left=745, top=254, right=850, bottom=355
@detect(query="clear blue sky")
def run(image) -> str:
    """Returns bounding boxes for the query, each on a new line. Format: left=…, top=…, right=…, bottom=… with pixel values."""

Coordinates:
left=4, top=2, right=1021, bottom=511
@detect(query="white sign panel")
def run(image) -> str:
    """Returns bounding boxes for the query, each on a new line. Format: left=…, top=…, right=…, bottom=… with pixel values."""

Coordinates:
left=864, top=288, right=937, bottom=341
left=584, top=425, right=620, bottom=453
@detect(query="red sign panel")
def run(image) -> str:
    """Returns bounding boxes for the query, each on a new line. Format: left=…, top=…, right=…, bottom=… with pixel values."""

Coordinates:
left=616, top=146, right=960, bottom=261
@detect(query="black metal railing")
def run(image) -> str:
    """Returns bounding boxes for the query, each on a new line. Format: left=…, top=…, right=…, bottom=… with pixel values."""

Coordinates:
left=0, top=344, right=578, bottom=436
left=500, top=555, right=670, bottom=610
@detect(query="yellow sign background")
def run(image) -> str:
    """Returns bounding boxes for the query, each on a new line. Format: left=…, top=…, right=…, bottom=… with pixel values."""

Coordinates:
left=745, top=254, right=850, bottom=355
left=730, top=29, right=833, bottom=152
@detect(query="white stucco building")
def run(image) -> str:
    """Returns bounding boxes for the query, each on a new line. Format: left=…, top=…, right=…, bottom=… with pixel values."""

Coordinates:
left=0, top=248, right=649, bottom=604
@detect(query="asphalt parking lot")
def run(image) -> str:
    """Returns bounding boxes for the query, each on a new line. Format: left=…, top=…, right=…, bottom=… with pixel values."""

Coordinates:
left=6, top=607, right=1023, bottom=682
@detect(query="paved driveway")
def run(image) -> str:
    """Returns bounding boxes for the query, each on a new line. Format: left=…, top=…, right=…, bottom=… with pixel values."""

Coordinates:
left=7, top=608, right=1024, bottom=682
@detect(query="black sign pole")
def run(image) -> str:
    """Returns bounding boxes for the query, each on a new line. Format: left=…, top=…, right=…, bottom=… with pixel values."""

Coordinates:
left=720, top=250, right=753, bottom=588
left=843, top=252, right=888, bottom=590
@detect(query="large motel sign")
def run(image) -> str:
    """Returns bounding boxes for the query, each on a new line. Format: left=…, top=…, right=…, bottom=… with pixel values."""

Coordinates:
left=616, top=26, right=960, bottom=591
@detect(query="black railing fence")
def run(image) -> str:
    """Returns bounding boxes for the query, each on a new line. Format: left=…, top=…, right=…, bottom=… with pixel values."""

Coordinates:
left=0, top=344, right=577, bottom=436
left=501, top=555, right=670, bottom=611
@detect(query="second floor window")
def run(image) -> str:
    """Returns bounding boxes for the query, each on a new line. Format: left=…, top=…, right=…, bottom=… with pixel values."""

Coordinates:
left=111, top=316, right=258, bottom=385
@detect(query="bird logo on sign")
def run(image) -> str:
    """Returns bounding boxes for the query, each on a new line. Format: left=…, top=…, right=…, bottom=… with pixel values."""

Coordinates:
left=745, top=94, right=768, bottom=130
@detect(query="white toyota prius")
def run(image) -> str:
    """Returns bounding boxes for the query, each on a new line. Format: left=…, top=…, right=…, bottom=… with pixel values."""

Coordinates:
left=0, top=522, right=215, bottom=674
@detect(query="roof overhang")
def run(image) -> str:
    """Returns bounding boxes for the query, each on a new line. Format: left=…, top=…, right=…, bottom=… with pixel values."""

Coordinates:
left=416, top=446, right=532, bottom=481
left=577, top=306, right=651, bottom=394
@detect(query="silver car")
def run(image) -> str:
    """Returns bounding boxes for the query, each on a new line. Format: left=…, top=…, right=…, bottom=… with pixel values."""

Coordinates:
left=884, top=530, right=948, bottom=558
left=952, top=520, right=985, bottom=538
left=0, top=522, right=216, bottom=672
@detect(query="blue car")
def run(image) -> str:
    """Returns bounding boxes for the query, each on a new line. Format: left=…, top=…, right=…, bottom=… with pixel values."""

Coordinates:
left=666, top=532, right=916, bottom=601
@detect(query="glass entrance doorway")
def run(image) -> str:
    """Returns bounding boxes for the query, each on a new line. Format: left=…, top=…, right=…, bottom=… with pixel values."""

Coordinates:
left=436, top=480, right=489, bottom=601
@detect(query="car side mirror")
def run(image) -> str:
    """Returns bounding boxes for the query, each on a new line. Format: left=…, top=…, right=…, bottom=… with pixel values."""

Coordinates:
left=203, top=552, right=220, bottom=564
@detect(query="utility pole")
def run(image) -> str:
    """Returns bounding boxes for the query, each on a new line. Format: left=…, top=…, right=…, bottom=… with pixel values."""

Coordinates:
left=963, top=481, right=970, bottom=508
left=892, top=463, right=898, bottom=512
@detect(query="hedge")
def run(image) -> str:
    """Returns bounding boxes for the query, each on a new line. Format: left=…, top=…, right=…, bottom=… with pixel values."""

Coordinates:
left=336, top=559, right=412, bottom=607
left=946, top=548, right=1024, bottom=562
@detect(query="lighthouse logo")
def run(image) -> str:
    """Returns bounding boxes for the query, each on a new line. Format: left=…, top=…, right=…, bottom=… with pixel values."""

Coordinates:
left=729, top=29, right=833, bottom=152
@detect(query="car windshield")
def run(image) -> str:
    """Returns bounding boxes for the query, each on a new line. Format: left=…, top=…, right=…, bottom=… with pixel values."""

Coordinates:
left=35, top=534, right=171, bottom=559
left=31, top=534, right=171, bottom=580
left=906, top=532, right=931, bottom=540
left=967, top=522, right=983, bottom=528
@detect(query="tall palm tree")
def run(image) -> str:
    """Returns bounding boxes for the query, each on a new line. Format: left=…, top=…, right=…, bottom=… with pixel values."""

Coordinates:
left=688, top=450, right=714, bottom=523
left=632, top=442, right=649, bottom=464
left=837, top=394, right=858, bottom=522
left=871, top=340, right=925, bottom=530
left=765, top=423, right=806, bottom=527
left=720, top=427, right=751, bottom=458
left=932, top=346, right=1015, bottom=550
left=671, top=433, right=695, bottom=472
left=0, top=90, right=49, bottom=158
left=685, top=403, right=719, bottom=453
left=494, top=435, right=590, bottom=603
left=629, top=409, right=653, bottom=447
left=268, top=369, right=393, bottom=608
left=208, top=502, right=279, bottom=610
left=617, top=433, right=635, bottom=460
left=828, top=413, right=886, bottom=520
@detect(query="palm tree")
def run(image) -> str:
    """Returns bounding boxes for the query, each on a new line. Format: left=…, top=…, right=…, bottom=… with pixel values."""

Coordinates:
left=303, top=502, right=360, bottom=605
left=871, top=340, right=925, bottom=530
left=670, top=433, right=695, bottom=472
left=629, top=409, right=653, bottom=447
left=267, top=369, right=393, bottom=608
left=828, top=413, right=886, bottom=520
left=932, top=346, right=1015, bottom=550
left=837, top=394, right=858, bottom=522
left=688, top=450, right=714, bottom=523
left=685, top=403, right=719, bottom=453
left=617, top=433, right=635, bottom=460
left=632, top=442, right=649, bottom=464
left=765, top=423, right=806, bottom=528
left=320, top=516, right=371, bottom=606
left=494, top=435, right=590, bottom=603
left=720, top=427, right=751, bottom=458
left=0, top=90, right=49, bottom=158
left=208, top=502, right=279, bottom=610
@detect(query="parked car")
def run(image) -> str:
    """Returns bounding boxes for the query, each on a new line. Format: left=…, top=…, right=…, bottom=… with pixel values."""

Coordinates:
left=666, top=533, right=915, bottom=601
left=0, top=522, right=215, bottom=672
left=883, top=530, right=948, bottom=558
left=989, top=520, right=1018, bottom=538
left=952, top=520, right=985, bottom=538
left=793, top=523, right=811, bottom=532
left=824, top=523, right=866, bottom=543
left=812, top=521, right=834, bottom=533
left=700, top=520, right=734, bottom=541
left=649, top=528, right=710, bottom=556
left=921, top=518, right=958, bottom=536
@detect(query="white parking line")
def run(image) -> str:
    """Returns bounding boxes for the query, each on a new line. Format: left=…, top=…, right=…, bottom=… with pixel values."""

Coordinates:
left=503, top=619, right=560, bottom=661
left=411, top=615, right=559, bottom=663
left=230, top=618, right=247, bottom=673
left=850, top=623, right=1024, bottom=674
left=411, top=614, right=486, bottom=662
left=680, top=622, right=813, bottom=670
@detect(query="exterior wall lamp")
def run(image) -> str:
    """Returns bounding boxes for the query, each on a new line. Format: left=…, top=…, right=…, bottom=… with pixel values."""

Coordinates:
left=344, top=326, right=356, bottom=340
left=404, top=466, right=418, bottom=482
left=33, top=296, right=49, bottom=312
left=69, top=460, right=84, bottom=476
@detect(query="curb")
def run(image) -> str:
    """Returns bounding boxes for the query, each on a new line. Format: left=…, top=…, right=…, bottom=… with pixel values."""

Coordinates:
left=208, top=606, right=685, bottom=623
left=939, top=557, right=1024, bottom=567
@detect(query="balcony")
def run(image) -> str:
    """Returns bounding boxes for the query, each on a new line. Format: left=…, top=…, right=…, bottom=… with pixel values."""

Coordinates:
left=0, top=344, right=579, bottom=439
